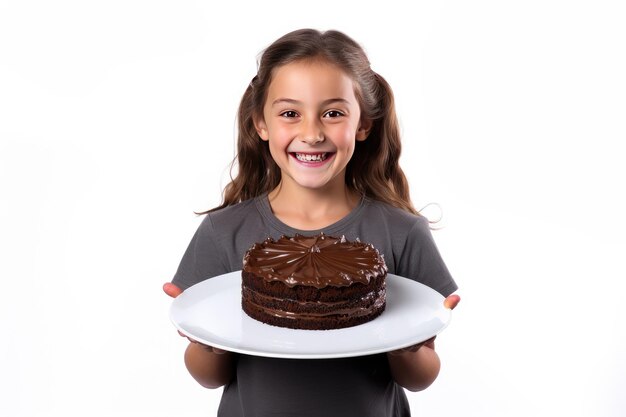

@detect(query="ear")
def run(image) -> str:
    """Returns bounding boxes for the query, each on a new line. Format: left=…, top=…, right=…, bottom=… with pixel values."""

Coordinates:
left=355, top=119, right=373, bottom=142
left=253, top=115, right=269, bottom=141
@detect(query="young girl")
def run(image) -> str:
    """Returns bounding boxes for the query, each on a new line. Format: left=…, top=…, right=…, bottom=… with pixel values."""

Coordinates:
left=164, top=28, right=460, bottom=417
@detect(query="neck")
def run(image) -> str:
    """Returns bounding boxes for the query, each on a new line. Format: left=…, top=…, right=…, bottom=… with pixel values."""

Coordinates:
left=268, top=181, right=360, bottom=231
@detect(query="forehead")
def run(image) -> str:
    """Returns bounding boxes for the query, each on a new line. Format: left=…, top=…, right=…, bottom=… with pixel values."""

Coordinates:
left=266, top=59, right=358, bottom=103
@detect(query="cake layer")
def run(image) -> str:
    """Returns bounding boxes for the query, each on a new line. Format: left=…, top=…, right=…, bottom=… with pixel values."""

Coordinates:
left=242, top=285, right=385, bottom=318
left=242, top=287, right=386, bottom=330
left=242, top=270, right=385, bottom=302
left=241, top=233, right=388, bottom=330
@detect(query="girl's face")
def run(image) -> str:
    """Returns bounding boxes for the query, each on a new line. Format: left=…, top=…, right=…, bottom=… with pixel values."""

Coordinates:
left=254, top=60, right=371, bottom=193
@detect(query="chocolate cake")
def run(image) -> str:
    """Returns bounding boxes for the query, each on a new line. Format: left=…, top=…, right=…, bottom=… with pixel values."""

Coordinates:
left=241, top=233, right=387, bottom=330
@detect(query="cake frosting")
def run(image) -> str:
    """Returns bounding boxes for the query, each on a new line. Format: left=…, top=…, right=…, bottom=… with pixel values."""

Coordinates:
left=241, top=233, right=387, bottom=330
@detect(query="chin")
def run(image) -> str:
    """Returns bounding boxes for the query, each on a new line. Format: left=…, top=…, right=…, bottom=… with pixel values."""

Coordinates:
left=287, top=175, right=326, bottom=189
left=296, top=182, right=329, bottom=190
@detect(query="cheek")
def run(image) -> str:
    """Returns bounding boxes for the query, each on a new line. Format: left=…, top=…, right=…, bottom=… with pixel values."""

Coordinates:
left=332, top=126, right=359, bottom=147
left=267, top=128, right=295, bottom=161
left=270, top=124, right=295, bottom=143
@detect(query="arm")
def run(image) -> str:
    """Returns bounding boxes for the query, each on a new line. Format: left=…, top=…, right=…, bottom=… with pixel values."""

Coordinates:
left=164, top=282, right=236, bottom=389
left=184, top=343, right=235, bottom=389
left=387, top=338, right=440, bottom=391
left=387, top=294, right=460, bottom=392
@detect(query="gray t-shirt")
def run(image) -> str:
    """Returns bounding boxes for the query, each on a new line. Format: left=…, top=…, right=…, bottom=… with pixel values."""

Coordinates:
left=172, top=195, right=457, bottom=417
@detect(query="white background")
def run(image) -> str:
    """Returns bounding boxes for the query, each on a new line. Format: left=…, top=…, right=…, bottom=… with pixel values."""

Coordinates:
left=1, top=1, right=625, bottom=416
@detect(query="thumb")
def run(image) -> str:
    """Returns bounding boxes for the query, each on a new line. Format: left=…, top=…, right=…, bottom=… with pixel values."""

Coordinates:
left=163, top=282, right=183, bottom=298
left=444, top=294, right=461, bottom=310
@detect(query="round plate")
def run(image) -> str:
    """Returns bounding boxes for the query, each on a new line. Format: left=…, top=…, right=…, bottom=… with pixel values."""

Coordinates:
left=169, top=271, right=451, bottom=359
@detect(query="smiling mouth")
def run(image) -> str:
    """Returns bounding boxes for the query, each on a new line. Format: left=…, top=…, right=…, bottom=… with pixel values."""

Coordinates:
left=292, top=152, right=331, bottom=162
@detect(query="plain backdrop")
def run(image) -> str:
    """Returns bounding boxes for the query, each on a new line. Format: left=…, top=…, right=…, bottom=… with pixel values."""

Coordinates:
left=1, top=1, right=625, bottom=416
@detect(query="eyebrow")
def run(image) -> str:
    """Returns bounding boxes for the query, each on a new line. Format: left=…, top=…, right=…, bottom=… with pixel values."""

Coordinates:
left=271, top=98, right=351, bottom=107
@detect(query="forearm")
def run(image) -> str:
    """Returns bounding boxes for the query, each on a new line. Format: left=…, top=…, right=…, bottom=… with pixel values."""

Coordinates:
left=387, top=346, right=441, bottom=392
left=184, top=343, right=235, bottom=389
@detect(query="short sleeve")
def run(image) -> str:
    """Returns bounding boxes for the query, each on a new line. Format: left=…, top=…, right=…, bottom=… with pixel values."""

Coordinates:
left=396, top=216, right=457, bottom=296
left=171, top=214, right=229, bottom=290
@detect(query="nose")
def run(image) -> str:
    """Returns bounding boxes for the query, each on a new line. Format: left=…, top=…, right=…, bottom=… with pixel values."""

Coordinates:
left=300, top=119, right=324, bottom=145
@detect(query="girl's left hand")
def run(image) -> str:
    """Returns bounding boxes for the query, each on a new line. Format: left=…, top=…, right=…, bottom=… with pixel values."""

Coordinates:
left=388, top=293, right=460, bottom=355
left=444, top=294, right=461, bottom=310
left=163, top=282, right=183, bottom=298
left=163, top=282, right=228, bottom=354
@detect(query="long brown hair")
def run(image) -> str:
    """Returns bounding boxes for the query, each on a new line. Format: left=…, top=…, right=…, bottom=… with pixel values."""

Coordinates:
left=205, top=29, right=417, bottom=215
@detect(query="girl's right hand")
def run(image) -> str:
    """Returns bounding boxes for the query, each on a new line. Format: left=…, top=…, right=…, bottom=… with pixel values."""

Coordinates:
left=163, top=282, right=228, bottom=355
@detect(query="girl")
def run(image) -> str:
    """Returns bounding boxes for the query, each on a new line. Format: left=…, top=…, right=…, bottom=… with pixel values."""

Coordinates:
left=164, top=28, right=460, bottom=417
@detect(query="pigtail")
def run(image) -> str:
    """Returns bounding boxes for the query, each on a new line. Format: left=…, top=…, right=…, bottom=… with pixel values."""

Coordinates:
left=347, top=72, right=418, bottom=215
left=199, top=80, right=281, bottom=214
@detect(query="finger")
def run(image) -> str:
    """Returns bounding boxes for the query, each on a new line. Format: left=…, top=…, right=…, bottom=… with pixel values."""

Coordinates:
left=176, top=330, right=197, bottom=343
left=422, top=336, right=436, bottom=349
left=408, top=336, right=436, bottom=352
left=388, top=346, right=420, bottom=355
left=163, top=282, right=183, bottom=298
left=388, top=336, right=435, bottom=355
left=194, top=341, right=228, bottom=354
left=212, top=347, right=227, bottom=355
left=444, top=294, right=461, bottom=310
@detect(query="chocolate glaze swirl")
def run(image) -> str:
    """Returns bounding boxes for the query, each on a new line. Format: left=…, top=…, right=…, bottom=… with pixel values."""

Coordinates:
left=242, top=233, right=387, bottom=288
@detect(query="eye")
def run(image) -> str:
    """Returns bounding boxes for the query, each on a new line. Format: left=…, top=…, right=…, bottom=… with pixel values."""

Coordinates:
left=323, top=110, right=344, bottom=118
left=280, top=110, right=299, bottom=118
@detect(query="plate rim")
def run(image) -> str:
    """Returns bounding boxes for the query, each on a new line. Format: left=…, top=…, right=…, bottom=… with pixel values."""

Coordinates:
left=169, top=271, right=451, bottom=359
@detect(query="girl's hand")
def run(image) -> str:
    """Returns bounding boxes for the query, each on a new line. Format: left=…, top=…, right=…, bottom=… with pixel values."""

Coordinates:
left=163, top=282, right=183, bottom=298
left=163, top=282, right=228, bottom=355
left=443, top=293, right=461, bottom=310
left=388, top=293, right=461, bottom=355
left=388, top=336, right=436, bottom=356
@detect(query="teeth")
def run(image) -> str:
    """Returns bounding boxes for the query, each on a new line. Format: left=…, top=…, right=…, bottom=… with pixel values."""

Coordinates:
left=295, top=153, right=327, bottom=162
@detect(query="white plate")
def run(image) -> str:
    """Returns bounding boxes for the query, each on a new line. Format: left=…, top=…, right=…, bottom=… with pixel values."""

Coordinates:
left=169, top=271, right=451, bottom=359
